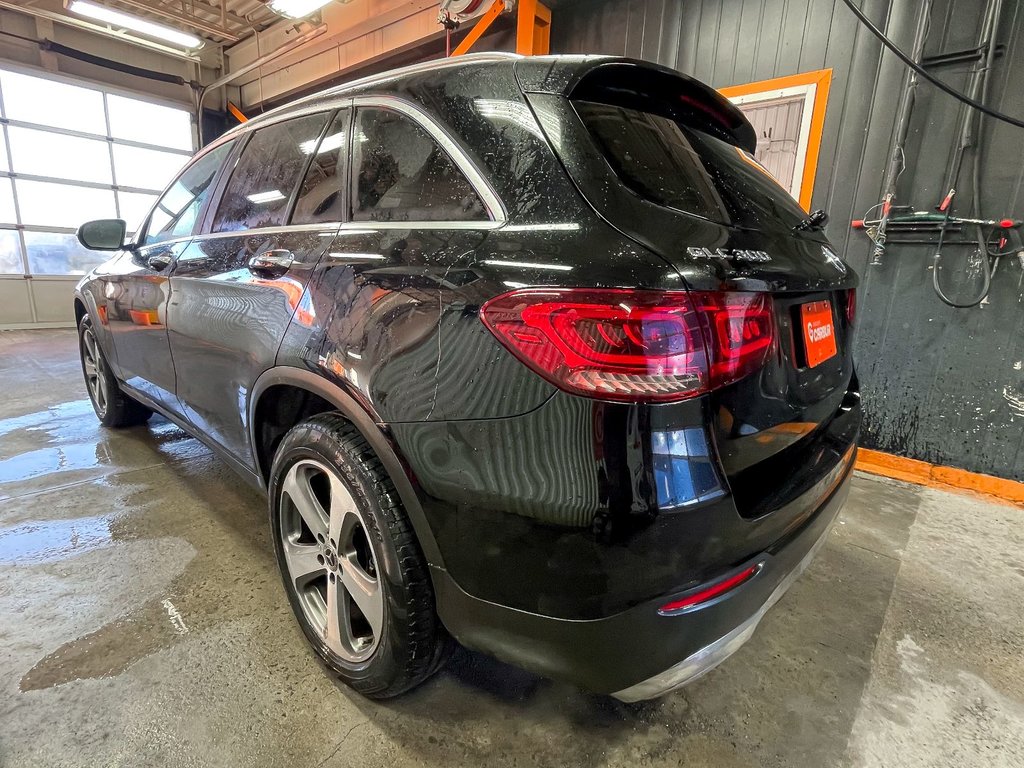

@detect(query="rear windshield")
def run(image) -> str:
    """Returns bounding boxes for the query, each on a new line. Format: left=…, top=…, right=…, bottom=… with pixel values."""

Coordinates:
left=574, top=100, right=808, bottom=232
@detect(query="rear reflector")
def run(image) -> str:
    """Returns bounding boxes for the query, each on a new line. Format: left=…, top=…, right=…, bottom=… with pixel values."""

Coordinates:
left=480, top=288, right=774, bottom=403
left=658, top=562, right=762, bottom=615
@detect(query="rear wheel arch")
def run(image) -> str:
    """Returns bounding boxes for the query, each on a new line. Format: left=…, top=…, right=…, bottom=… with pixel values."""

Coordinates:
left=249, top=367, right=444, bottom=568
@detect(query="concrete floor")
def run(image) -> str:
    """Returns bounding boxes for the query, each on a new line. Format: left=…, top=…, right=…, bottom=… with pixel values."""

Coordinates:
left=0, top=330, right=1022, bottom=768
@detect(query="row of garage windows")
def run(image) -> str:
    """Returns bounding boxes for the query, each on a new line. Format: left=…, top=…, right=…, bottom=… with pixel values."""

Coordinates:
left=0, top=66, right=193, bottom=277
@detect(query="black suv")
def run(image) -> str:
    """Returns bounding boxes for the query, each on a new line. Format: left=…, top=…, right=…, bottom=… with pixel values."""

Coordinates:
left=74, top=53, right=860, bottom=701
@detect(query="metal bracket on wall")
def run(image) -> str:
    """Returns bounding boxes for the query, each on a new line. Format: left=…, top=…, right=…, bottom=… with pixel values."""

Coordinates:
left=450, top=0, right=550, bottom=57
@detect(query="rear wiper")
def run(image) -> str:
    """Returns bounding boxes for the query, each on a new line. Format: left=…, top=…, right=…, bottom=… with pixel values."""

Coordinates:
left=793, top=209, right=829, bottom=232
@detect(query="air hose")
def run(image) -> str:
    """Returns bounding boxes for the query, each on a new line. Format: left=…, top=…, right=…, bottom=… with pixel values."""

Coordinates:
left=932, top=0, right=1005, bottom=308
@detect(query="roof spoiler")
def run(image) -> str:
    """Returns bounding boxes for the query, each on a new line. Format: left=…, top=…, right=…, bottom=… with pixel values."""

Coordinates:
left=517, top=58, right=757, bottom=154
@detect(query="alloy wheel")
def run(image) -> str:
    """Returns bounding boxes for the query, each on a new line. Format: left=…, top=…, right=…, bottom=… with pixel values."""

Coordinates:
left=279, top=458, right=384, bottom=662
left=82, top=327, right=109, bottom=417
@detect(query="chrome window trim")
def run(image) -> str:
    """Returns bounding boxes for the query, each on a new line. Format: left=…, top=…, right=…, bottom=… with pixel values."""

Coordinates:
left=349, top=94, right=506, bottom=225
left=134, top=220, right=503, bottom=253
left=188, top=222, right=342, bottom=244
left=337, top=220, right=502, bottom=232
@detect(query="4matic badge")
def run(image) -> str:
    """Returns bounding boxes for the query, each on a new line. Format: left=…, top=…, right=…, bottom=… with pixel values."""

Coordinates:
left=821, top=245, right=847, bottom=274
left=686, top=247, right=773, bottom=262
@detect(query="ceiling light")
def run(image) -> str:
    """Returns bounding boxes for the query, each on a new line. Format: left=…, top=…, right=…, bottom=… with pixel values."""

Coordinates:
left=268, top=0, right=333, bottom=19
left=68, top=1, right=203, bottom=48
left=247, top=190, right=286, bottom=204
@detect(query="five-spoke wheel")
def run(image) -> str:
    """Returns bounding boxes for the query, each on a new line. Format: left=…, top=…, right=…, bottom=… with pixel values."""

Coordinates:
left=279, top=458, right=384, bottom=662
left=269, top=413, right=448, bottom=698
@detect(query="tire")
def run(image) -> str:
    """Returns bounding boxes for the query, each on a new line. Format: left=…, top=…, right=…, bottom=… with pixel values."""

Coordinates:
left=78, top=313, right=152, bottom=428
left=269, top=413, right=448, bottom=698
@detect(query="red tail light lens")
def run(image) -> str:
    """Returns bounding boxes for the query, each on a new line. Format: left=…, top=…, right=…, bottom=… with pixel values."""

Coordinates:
left=480, top=288, right=774, bottom=403
left=845, top=289, right=857, bottom=326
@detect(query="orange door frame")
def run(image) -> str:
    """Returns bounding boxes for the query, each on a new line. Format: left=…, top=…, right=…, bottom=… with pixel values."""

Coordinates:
left=451, top=0, right=551, bottom=57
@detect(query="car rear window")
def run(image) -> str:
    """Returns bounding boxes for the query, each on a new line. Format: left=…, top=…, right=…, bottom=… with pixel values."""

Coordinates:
left=573, top=100, right=808, bottom=232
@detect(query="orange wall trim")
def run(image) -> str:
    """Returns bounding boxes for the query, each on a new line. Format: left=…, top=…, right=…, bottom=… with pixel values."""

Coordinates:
left=856, top=448, right=1024, bottom=507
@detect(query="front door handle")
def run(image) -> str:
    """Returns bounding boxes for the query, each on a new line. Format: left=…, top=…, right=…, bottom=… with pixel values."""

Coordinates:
left=248, top=249, right=294, bottom=277
left=147, top=252, right=172, bottom=271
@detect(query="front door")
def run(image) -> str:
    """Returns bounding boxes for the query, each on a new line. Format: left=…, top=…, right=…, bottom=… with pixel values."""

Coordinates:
left=98, top=138, right=236, bottom=414
left=95, top=240, right=183, bottom=411
left=166, top=111, right=337, bottom=467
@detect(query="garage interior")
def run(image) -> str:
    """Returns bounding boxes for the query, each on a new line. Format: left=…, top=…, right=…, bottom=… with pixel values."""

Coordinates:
left=1, top=1, right=1023, bottom=766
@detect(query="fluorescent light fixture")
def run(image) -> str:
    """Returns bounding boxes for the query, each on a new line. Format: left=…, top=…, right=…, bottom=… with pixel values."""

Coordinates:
left=484, top=259, right=573, bottom=272
left=500, top=223, right=580, bottom=232
left=268, top=0, right=333, bottom=19
left=68, top=1, right=203, bottom=48
left=474, top=99, right=544, bottom=139
left=299, top=131, right=345, bottom=155
left=246, top=190, right=286, bottom=205
left=329, top=252, right=387, bottom=260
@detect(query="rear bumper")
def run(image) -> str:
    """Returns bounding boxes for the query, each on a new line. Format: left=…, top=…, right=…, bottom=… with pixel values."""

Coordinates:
left=433, top=450, right=854, bottom=697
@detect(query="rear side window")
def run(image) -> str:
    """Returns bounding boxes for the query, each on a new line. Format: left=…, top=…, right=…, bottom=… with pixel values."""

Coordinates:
left=351, top=107, right=486, bottom=223
left=144, top=140, right=234, bottom=245
left=212, top=113, right=329, bottom=233
left=574, top=101, right=807, bottom=231
left=292, top=109, right=350, bottom=225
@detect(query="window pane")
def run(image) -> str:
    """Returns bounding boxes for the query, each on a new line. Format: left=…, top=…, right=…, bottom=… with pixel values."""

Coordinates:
left=117, top=191, right=158, bottom=234
left=0, top=127, right=8, bottom=173
left=574, top=101, right=807, bottom=233
left=107, top=94, right=193, bottom=150
left=352, top=108, right=486, bottom=223
left=113, top=144, right=188, bottom=190
left=0, top=229, right=23, bottom=274
left=0, top=178, right=16, bottom=225
left=146, top=140, right=234, bottom=245
left=212, top=114, right=329, bottom=233
left=8, top=125, right=112, bottom=184
left=0, top=70, right=106, bottom=135
left=16, top=180, right=117, bottom=228
left=24, top=231, right=107, bottom=275
left=293, top=110, right=348, bottom=225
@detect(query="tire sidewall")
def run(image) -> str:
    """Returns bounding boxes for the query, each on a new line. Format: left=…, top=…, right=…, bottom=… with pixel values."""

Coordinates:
left=269, top=426, right=412, bottom=691
left=77, top=313, right=110, bottom=424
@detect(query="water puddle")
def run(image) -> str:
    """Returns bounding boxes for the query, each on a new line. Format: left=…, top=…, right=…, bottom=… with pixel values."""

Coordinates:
left=0, top=515, right=113, bottom=565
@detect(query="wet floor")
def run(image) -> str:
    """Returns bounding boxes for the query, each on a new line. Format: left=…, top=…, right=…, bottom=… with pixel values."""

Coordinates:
left=1, top=329, right=1022, bottom=767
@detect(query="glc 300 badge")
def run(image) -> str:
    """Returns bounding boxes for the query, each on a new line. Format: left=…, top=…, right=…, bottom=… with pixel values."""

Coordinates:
left=687, top=246, right=773, bottom=262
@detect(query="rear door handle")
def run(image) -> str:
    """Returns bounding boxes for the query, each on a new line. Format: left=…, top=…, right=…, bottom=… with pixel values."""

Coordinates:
left=248, top=249, right=294, bottom=277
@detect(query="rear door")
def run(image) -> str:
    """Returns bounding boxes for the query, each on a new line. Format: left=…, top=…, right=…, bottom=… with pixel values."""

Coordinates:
left=166, top=111, right=342, bottom=467
left=99, top=140, right=234, bottom=413
left=282, top=99, right=495, bottom=423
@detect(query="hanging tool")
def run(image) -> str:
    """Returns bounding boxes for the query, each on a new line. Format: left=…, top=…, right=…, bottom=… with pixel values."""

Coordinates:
left=932, top=0, right=1006, bottom=307
left=871, top=0, right=933, bottom=266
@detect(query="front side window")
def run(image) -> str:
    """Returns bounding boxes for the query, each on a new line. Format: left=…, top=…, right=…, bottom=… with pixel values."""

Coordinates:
left=212, top=114, right=330, bottom=233
left=351, top=107, right=486, bottom=223
left=145, top=140, right=235, bottom=246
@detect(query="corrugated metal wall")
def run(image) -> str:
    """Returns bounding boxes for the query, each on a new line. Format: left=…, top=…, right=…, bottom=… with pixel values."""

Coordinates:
left=552, top=0, right=1024, bottom=481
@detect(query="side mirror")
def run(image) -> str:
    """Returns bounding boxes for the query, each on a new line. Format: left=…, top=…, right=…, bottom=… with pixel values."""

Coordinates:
left=77, top=219, right=127, bottom=251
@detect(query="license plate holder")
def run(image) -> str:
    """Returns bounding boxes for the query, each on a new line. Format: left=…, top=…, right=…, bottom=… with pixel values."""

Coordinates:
left=800, top=300, right=837, bottom=368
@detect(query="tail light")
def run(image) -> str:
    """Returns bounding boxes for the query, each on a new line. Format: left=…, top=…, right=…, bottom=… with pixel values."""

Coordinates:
left=479, top=288, right=774, bottom=403
left=845, top=289, right=857, bottom=326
